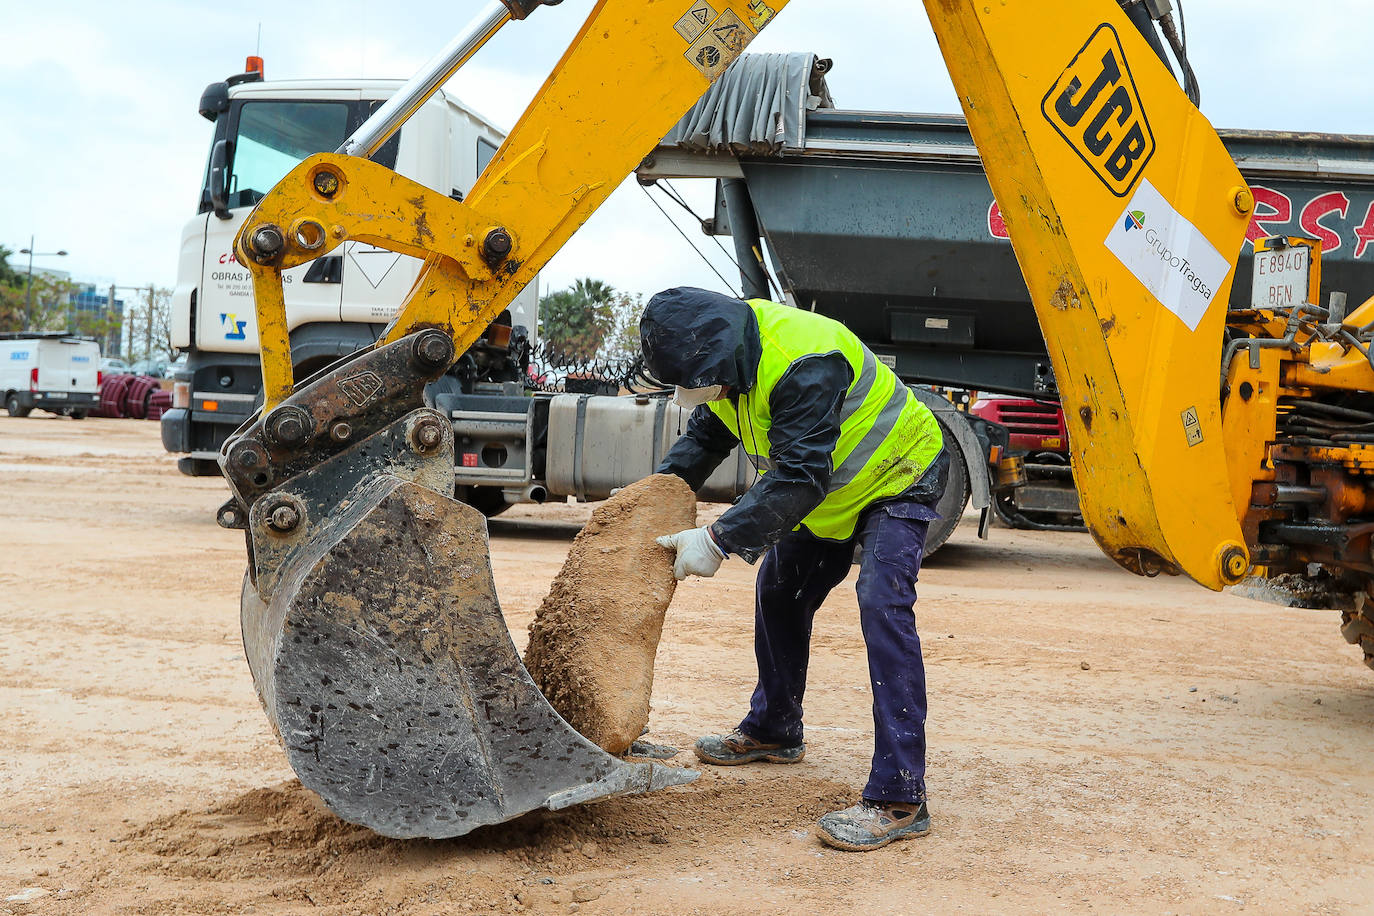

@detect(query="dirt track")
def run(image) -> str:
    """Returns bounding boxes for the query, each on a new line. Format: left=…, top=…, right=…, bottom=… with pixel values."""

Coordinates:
left=2, top=415, right=1373, bottom=915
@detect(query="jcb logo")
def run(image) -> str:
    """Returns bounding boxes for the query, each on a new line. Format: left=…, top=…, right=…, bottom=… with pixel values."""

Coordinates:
left=1042, top=24, right=1154, bottom=198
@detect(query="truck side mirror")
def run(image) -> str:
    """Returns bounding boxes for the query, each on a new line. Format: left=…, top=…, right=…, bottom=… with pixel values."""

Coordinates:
left=210, top=139, right=232, bottom=220
left=199, top=81, right=230, bottom=122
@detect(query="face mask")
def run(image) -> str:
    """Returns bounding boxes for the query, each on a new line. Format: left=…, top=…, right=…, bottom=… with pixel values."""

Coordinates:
left=673, top=384, right=724, bottom=408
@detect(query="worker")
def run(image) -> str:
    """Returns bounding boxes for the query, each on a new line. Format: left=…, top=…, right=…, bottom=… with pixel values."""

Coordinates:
left=641, top=287, right=948, bottom=852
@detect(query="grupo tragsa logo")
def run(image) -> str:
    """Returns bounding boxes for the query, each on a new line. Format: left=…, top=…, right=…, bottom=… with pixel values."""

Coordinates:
left=1123, top=210, right=1146, bottom=232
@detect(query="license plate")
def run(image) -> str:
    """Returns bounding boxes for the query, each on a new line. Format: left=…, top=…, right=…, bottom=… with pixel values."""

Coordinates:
left=1252, top=243, right=1310, bottom=309
left=47, top=392, right=67, bottom=399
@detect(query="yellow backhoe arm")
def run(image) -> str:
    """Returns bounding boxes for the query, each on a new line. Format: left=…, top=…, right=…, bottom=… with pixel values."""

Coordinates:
left=236, top=0, right=785, bottom=408
left=925, top=0, right=1255, bottom=590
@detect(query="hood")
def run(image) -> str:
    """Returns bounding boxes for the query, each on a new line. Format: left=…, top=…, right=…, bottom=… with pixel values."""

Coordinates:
left=639, top=287, right=761, bottom=393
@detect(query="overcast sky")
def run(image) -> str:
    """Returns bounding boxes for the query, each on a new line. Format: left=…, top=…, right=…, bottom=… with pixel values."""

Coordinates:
left=1, top=0, right=1368, bottom=304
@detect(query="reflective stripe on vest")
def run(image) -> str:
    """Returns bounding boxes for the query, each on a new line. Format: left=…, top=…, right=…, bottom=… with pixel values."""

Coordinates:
left=708, top=299, right=944, bottom=541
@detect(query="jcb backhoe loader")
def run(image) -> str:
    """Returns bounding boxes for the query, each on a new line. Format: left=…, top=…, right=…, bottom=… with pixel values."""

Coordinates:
left=217, top=0, right=1374, bottom=838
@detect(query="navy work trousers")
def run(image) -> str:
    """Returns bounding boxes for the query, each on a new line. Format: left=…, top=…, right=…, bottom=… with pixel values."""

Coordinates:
left=737, top=497, right=933, bottom=804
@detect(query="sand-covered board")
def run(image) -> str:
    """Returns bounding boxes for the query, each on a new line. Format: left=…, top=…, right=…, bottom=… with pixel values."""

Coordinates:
left=524, top=474, right=696, bottom=754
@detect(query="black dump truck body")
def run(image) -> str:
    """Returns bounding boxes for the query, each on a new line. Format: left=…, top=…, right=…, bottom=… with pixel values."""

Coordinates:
left=641, top=52, right=1374, bottom=532
left=724, top=109, right=1374, bottom=397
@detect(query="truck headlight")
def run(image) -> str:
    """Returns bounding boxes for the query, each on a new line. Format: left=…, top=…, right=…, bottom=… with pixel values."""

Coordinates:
left=173, top=381, right=191, bottom=409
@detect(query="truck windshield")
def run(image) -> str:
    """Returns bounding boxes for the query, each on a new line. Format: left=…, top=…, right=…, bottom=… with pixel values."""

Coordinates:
left=229, top=101, right=350, bottom=209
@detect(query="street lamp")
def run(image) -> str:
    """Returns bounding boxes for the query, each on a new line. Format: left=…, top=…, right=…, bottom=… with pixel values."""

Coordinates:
left=19, top=235, right=69, bottom=332
left=111, top=284, right=155, bottom=363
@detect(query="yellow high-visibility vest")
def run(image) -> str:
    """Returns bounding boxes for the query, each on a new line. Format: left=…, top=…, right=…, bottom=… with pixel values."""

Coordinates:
left=708, top=299, right=944, bottom=540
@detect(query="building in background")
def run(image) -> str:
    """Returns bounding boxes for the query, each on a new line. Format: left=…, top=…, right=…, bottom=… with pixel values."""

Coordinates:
left=69, top=284, right=125, bottom=357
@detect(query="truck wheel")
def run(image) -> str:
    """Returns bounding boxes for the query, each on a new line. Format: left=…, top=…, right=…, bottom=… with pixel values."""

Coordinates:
left=924, top=419, right=971, bottom=556
left=1340, top=606, right=1374, bottom=671
left=459, top=485, right=511, bottom=518
left=177, top=457, right=223, bottom=477
left=5, top=394, right=31, bottom=418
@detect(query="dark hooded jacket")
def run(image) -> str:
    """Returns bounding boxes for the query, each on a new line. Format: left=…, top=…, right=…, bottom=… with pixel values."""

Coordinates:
left=643, top=287, right=941, bottom=561
left=640, top=287, right=763, bottom=392
left=643, top=288, right=948, bottom=560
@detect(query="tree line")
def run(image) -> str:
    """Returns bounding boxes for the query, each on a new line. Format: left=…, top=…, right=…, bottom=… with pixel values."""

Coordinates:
left=2, top=245, right=647, bottom=369
left=537, top=277, right=644, bottom=364
left=0, top=246, right=175, bottom=366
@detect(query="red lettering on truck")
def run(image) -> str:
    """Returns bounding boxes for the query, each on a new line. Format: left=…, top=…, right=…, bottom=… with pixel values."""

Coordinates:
left=1299, top=191, right=1350, bottom=254
left=1354, top=201, right=1374, bottom=259
left=1245, top=186, right=1292, bottom=247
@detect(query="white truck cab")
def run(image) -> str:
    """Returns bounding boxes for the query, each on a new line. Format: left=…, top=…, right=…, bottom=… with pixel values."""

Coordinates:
left=0, top=334, right=102, bottom=419
left=162, top=61, right=754, bottom=515
left=161, top=63, right=537, bottom=476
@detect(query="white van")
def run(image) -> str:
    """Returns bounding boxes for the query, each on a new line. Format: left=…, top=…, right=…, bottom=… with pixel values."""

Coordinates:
left=0, top=335, right=102, bottom=419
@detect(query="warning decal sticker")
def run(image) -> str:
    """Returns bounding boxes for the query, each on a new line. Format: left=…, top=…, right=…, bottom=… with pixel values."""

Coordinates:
left=674, top=0, right=718, bottom=43
left=348, top=244, right=402, bottom=290
left=745, top=0, right=776, bottom=30
left=1181, top=406, right=1203, bottom=447
left=684, top=9, right=754, bottom=79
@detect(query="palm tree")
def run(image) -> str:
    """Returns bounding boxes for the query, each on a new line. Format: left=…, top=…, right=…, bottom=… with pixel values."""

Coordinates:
left=573, top=277, right=616, bottom=307
left=538, top=278, right=619, bottom=362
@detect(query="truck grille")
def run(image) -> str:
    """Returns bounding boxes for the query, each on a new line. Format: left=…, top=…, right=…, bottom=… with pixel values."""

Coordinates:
left=971, top=398, right=1067, bottom=452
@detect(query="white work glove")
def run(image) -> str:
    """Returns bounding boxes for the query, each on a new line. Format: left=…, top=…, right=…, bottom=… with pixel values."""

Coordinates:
left=655, top=526, right=726, bottom=580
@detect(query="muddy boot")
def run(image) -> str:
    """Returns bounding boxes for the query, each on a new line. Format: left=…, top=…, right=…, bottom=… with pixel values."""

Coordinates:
left=693, top=729, right=805, bottom=766
left=816, top=799, right=931, bottom=851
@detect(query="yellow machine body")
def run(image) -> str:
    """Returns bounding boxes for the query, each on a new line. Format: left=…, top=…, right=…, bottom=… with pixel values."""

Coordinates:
left=221, top=0, right=1374, bottom=838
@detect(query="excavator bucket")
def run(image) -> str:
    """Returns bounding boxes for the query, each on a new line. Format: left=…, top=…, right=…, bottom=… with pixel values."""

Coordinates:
left=222, top=332, right=695, bottom=839
left=217, top=0, right=790, bottom=838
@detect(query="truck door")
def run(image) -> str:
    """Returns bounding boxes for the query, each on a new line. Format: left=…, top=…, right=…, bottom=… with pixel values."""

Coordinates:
left=338, top=101, right=421, bottom=326
left=338, top=242, right=423, bottom=325
left=199, top=100, right=350, bottom=354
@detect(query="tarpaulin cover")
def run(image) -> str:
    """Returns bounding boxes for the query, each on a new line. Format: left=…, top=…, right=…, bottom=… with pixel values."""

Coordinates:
left=661, top=52, right=834, bottom=155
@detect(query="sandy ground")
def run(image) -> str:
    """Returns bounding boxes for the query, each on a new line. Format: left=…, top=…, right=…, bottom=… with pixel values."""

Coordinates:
left=1, top=415, right=1373, bottom=915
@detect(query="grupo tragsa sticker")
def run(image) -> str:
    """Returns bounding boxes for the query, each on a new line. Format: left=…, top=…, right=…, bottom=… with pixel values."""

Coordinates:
left=1104, top=178, right=1231, bottom=331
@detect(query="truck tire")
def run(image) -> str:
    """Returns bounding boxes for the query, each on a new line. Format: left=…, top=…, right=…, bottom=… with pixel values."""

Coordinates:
left=5, top=394, right=31, bottom=418
left=1340, top=606, right=1374, bottom=671
left=459, top=485, right=511, bottom=518
left=924, top=417, right=971, bottom=556
left=178, top=457, right=223, bottom=477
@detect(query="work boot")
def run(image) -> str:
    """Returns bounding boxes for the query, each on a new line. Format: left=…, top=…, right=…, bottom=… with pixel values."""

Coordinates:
left=693, top=729, right=805, bottom=766
left=816, top=799, right=931, bottom=851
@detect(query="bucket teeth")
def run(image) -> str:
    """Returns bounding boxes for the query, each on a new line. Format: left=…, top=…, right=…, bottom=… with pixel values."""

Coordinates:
left=241, top=474, right=695, bottom=839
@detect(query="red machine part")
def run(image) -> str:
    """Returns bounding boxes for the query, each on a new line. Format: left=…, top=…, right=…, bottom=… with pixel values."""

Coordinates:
left=93, top=375, right=167, bottom=420
left=969, top=396, right=1068, bottom=454
left=146, top=389, right=173, bottom=422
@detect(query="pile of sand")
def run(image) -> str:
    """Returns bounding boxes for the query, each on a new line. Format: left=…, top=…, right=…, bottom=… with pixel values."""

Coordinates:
left=523, top=474, right=696, bottom=754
